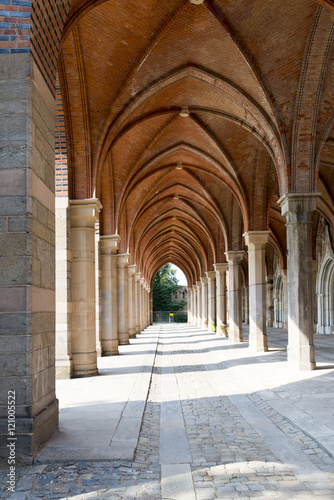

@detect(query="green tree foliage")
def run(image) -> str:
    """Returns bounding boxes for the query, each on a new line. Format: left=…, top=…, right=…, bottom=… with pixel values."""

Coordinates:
left=153, top=264, right=187, bottom=312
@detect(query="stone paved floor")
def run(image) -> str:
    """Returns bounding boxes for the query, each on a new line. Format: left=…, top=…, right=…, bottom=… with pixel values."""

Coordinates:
left=1, top=324, right=334, bottom=499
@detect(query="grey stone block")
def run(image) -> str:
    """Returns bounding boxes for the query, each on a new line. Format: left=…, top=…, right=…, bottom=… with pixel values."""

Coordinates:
left=0, top=233, right=31, bottom=257
left=0, top=196, right=31, bottom=216
left=0, top=313, right=31, bottom=336
left=0, top=256, right=32, bottom=286
left=0, top=144, right=32, bottom=170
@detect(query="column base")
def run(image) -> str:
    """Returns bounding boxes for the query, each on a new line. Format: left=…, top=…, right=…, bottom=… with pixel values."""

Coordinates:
left=129, top=329, right=136, bottom=339
left=72, top=351, right=98, bottom=377
left=217, top=324, right=228, bottom=337
left=136, top=329, right=141, bottom=335
left=249, top=333, right=268, bottom=353
left=56, top=355, right=73, bottom=379
left=118, top=333, right=130, bottom=345
left=229, top=326, right=243, bottom=343
left=287, top=345, right=316, bottom=370
left=101, top=340, right=119, bottom=356
left=0, top=399, right=59, bottom=464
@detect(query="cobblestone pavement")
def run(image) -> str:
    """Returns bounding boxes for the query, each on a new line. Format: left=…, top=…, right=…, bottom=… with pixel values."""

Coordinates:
left=1, top=325, right=334, bottom=499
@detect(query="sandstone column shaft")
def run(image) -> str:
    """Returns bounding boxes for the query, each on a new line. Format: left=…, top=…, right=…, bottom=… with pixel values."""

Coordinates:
left=214, top=263, right=228, bottom=336
left=100, top=234, right=120, bottom=356
left=206, top=271, right=216, bottom=332
left=196, top=281, right=202, bottom=327
left=117, top=253, right=130, bottom=345
left=201, top=277, right=208, bottom=328
left=128, top=265, right=136, bottom=339
left=280, top=193, right=319, bottom=370
left=226, top=251, right=244, bottom=343
left=71, top=199, right=101, bottom=376
left=244, top=231, right=270, bottom=352
left=135, top=272, right=141, bottom=334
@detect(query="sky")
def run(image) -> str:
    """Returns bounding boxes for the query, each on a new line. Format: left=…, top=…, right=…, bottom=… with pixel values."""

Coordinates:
left=170, top=263, right=187, bottom=286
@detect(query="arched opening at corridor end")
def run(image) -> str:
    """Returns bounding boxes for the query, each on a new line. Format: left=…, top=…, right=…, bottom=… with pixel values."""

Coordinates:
left=152, top=263, right=188, bottom=324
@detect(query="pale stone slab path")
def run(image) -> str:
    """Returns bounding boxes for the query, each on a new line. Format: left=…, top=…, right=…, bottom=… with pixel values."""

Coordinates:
left=36, top=328, right=160, bottom=463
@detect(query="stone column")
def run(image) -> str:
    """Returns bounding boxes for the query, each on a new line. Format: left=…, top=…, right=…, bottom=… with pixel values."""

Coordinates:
left=244, top=284, right=249, bottom=325
left=280, top=193, right=319, bottom=370
left=214, top=263, right=228, bottom=336
left=266, top=275, right=274, bottom=327
left=100, top=234, right=120, bottom=356
left=206, top=271, right=216, bottom=332
left=193, top=285, right=197, bottom=325
left=282, top=269, right=288, bottom=330
left=244, top=231, right=270, bottom=352
left=201, top=277, right=208, bottom=328
left=196, top=281, right=202, bottom=327
left=188, top=288, right=192, bottom=323
left=226, top=251, right=244, bottom=343
left=150, top=288, right=153, bottom=325
left=128, top=264, right=137, bottom=339
left=71, top=199, right=101, bottom=377
left=117, top=253, right=130, bottom=345
left=56, top=197, right=72, bottom=378
left=135, top=272, right=141, bottom=334
left=139, top=278, right=145, bottom=331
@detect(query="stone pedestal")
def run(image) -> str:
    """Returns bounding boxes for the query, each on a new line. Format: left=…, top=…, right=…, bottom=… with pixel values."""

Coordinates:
left=279, top=193, right=319, bottom=370
left=135, top=272, right=141, bottom=334
left=196, top=281, right=202, bottom=328
left=71, top=199, right=101, bottom=377
left=214, top=263, right=228, bottom=336
left=201, top=277, right=208, bottom=328
left=117, top=254, right=130, bottom=345
left=100, top=235, right=120, bottom=355
left=206, top=271, right=216, bottom=332
left=128, top=265, right=137, bottom=339
left=226, top=251, right=244, bottom=343
left=244, top=231, right=270, bottom=352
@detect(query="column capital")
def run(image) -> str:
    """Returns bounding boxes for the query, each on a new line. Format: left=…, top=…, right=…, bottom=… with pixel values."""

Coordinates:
left=192, top=284, right=198, bottom=291
left=140, top=277, right=146, bottom=286
left=214, top=262, right=228, bottom=274
left=135, top=272, right=141, bottom=281
left=244, top=230, right=270, bottom=249
left=196, top=280, right=202, bottom=288
left=206, top=271, right=216, bottom=280
left=128, top=264, right=137, bottom=276
left=278, top=192, right=320, bottom=222
left=100, top=234, right=121, bottom=254
left=225, top=250, right=244, bottom=263
left=117, top=253, right=130, bottom=267
left=200, top=276, right=208, bottom=285
left=70, top=198, right=102, bottom=228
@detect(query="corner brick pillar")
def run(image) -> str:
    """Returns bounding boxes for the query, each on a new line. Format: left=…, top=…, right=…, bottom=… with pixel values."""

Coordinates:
left=206, top=271, right=216, bottom=332
left=100, top=234, right=120, bottom=356
left=70, top=199, right=101, bottom=377
left=128, top=265, right=137, bottom=339
left=135, top=272, right=141, bottom=335
left=214, top=263, right=228, bottom=336
left=0, top=55, right=58, bottom=460
left=117, top=253, right=130, bottom=345
left=226, top=251, right=244, bottom=343
left=244, top=231, right=270, bottom=352
left=196, top=281, right=202, bottom=328
left=279, top=193, right=319, bottom=370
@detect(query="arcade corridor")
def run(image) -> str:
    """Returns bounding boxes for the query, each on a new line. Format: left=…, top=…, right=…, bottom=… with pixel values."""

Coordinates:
left=1, top=324, right=334, bottom=499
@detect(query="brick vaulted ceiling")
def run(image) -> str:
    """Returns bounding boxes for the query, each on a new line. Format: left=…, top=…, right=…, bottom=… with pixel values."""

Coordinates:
left=58, top=0, right=334, bottom=284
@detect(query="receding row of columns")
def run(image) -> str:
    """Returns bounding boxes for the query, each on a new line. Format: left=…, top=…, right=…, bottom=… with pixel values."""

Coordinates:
left=58, top=199, right=152, bottom=378
left=188, top=194, right=319, bottom=372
